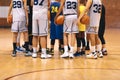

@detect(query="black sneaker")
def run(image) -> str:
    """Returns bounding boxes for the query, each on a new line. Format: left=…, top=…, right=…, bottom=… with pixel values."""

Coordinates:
left=59, top=48, right=64, bottom=53
left=102, top=50, right=108, bottom=55
left=49, top=48, right=54, bottom=55
left=12, top=50, right=16, bottom=57
left=74, top=51, right=82, bottom=57
left=81, top=51, right=85, bottom=55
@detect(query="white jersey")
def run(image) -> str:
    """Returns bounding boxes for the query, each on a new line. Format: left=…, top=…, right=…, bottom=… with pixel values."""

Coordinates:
left=63, top=0, right=78, bottom=15
left=33, top=0, right=48, bottom=19
left=89, top=0, right=102, bottom=27
left=12, top=0, right=26, bottom=21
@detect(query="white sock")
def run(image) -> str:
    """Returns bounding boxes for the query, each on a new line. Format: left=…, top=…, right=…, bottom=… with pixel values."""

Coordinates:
left=42, top=48, right=46, bottom=54
left=91, top=46, right=95, bottom=52
left=33, top=47, right=37, bottom=53
left=64, top=46, right=68, bottom=52
left=70, top=46, right=74, bottom=53
left=102, top=48, right=107, bottom=51
left=96, top=44, right=101, bottom=52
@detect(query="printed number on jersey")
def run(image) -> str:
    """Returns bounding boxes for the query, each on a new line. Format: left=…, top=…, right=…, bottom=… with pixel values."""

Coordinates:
left=51, top=6, right=58, bottom=13
left=67, top=1, right=77, bottom=9
left=34, top=0, right=44, bottom=5
left=93, top=4, right=101, bottom=13
left=13, top=1, right=22, bottom=8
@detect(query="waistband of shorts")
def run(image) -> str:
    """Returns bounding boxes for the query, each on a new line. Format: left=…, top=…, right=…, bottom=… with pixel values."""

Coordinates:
left=64, top=13, right=77, bottom=16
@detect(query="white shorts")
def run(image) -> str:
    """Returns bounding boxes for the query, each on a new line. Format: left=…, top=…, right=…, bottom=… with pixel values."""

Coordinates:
left=32, top=19, right=48, bottom=36
left=86, top=26, right=99, bottom=34
left=63, top=15, right=78, bottom=33
left=11, top=21, right=28, bottom=32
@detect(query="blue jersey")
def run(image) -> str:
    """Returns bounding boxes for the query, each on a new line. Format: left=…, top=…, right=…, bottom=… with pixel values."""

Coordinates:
left=50, top=1, right=63, bottom=39
left=50, top=1, right=61, bottom=21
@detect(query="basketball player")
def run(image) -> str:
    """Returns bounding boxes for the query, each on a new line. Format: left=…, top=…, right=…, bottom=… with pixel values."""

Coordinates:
left=55, top=0, right=80, bottom=58
left=31, top=0, right=52, bottom=58
left=49, top=0, right=64, bottom=55
left=74, top=0, right=86, bottom=56
left=77, top=0, right=103, bottom=59
left=98, top=4, right=107, bottom=55
left=7, top=0, right=30, bottom=57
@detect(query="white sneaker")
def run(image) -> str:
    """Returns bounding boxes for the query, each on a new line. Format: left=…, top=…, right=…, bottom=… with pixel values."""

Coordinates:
left=97, top=51, right=103, bottom=58
left=60, top=52, right=69, bottom=58
left=41, top=53, right=52, bottom=59
left=69, top=53, right=74, bottom=58
left=32, top=53, right=37, bottom=58
left=86, top=52, right=97, bottom=59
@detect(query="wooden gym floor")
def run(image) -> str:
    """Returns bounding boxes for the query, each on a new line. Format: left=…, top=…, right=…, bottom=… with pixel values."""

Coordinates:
left=0, top=28, right=120, bottom=80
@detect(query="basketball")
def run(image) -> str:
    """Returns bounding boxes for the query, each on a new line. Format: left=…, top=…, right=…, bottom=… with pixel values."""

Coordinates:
left=56, top=15, right=64, bottom=25
left=7, top=15, right=13, bottom=24
left=80, top=14, right=89, bottom=25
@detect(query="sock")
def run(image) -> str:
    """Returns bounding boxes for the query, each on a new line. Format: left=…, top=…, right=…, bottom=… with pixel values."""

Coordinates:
left=13, top=43, right=17, bottom=51
left=64, top=46, right=68, bottom=52
left=33, top=47, right=37, bottom=53
left=24, top=42, right=29, bottom=51
left=42, top=48, right=46, bottom=54
left=91, top=46, right=95, bottom=53
left=86, top=41, right=89, bottom=47
left=70, top=46, right=74, bottom=53
left=102, top=48, right=107, bottom=51
left=96, top=44, right=101, bottom=52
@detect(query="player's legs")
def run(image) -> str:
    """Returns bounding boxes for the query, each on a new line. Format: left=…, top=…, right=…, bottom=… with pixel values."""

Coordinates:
left=50, top=39, right=55, bottom=55
left=32, top=19, right=39, bottom=58
left=38, top=19, right=52, bottom=59
left=85, top=33, right=90, bottom=50
left=11, top=22, right=20, bottom=56
left=61, top=15, right=78, bottom=58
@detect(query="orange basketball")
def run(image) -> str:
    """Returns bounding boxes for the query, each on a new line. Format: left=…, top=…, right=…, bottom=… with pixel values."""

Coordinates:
left=7, top=15, right=13, bottom=24
left=56, top=15, right=64, bottom=25
left=80, top=14, right=89, bottom=25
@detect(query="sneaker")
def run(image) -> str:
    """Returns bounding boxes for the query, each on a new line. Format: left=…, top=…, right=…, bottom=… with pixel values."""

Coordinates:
left=41, top=53, right=52, bottom=59
left=60, top=52, right=69, bottom=58
left=74, top=51, right=81, bottom=57
left=32, top=53, right=37, bottom=58
left=97, top=51, right=103, bottom=58
left=25, top=51, right=32, bottom=56
left=59, top=48, right=64, bottom=53
left=49, top=49, right=54, bottom=55
left=11, top=50, right=16, bottom=57
left=86, top=52, right=97, bottom=59
left=16, top=47, right=24, bottom=52
left=102, top=50, right=108, bottom=55
left=69, top=52, right=74, bottom=58
left=81, top=51, right=85, bottom=55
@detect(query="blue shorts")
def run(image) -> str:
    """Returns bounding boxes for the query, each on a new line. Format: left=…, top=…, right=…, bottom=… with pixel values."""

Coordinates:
left=50, top=22, right=63, bottom=39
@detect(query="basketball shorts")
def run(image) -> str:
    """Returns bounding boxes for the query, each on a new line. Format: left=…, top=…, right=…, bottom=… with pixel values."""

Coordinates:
left=63, top=15, right=78, bottom=33
left=32, top=19, right=48, bottom=36
left=86, top=26, right=99, bottom=34
left=11, top=21, right=28, bottom=32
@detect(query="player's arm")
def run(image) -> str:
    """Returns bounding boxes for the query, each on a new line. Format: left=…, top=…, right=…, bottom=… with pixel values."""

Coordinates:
left=23, top=0, right=28, bottom=27
left=31, top=0, right=34, bottom=6
left=77, top=0, right=80, bottom=17
left=7, top=0, right=12, bottom=23
left=77, top=0, right=92, bottom=23
left=54, top=0, right=65, bottom=23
